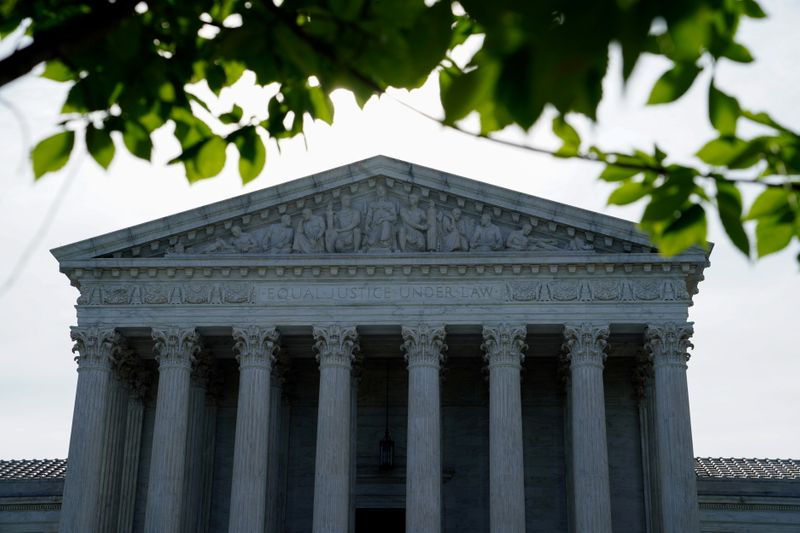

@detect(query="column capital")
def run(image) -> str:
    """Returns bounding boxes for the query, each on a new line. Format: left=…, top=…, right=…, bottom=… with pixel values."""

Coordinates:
left=113, top=345, right=152, bottom=400
left=70, top=326, right=123, bottom=372
left=562, top=323, right=610, bottom=368
left=401, top=324, right=447, bottom=369
left=313, top=325, right=359, bottom=368
left=482, top=324, right=527, bottom=369
left=151, top=327, right=201, bottom=370
left=645, top=322, right=694, bottom=367
left=233, top=326, right=280, bottom=370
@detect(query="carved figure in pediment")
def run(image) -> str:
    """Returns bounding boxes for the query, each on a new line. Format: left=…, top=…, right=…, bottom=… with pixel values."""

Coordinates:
left=398, top=194, right=429, bottom=252
left=363, top=184, right=397, bottom=251
left=528, top=238, right=563, bottom=251
left=441, top=208, right=470, bottom=252
left=229, top=225, right=258, bottom=253
left=165, top=238, right=186, bottom=255
left=470, top=213, right=503, bottom=252
left=566, top=235, right=594, bottom=251
left=263, top=215, right=294, bottom=254
left=325, top=194, right=362, bottom=253
left=195, top=225, right=254, bottom=253
left=506, top=223, right=534, bottom=251
left=293, top=208, right=326, bottom=253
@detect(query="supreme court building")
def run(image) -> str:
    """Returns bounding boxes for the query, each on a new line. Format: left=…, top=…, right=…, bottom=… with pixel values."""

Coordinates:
left=49, top=156, right=713, bottom=533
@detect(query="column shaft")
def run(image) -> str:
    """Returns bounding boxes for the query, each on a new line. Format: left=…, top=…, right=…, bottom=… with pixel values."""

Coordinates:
left=183, top=383, right=209, bottom=533
left=402, top=325, right=446, bottom=533
left=117, top=396, right=145, bottom=533
left=59, top=327, right=119, bottom=533
left=647, top=324, right=700, bottom=533
left=265, top=374, right=284, bottom=533
left=483, top=325, right=527, bottom=533
left=228, top=326, right=279, bottom=533
left=312, top=326, right=359, bottom=533
left=564, top=324, right=613, bottom=533
left=143, top=328, right=200, bottom=533
left=97, top=377, right=128, bottom=532
left=198, top=398, right=218, bottom=533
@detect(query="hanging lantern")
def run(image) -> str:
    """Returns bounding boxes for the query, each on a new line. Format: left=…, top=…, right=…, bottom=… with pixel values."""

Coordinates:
left=379, top=428, right=394, bottom=470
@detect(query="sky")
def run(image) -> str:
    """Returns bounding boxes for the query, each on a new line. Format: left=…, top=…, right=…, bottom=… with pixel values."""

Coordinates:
left=0, top=1, right=797, bottom=460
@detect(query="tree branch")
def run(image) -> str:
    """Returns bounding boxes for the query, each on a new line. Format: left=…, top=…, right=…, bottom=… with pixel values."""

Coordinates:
left=261, top=0, right=799, bottom=193
left=0, top=0, right=139, bottom=88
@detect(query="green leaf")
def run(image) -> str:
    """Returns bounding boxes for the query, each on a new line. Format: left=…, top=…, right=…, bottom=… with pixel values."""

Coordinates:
left=195, top=136, right=227, bottom=180
left=657, top=204, right=708, bottom=255
left=647, top=63, right=701, bottom=105
left=31, top=131, right=75, bottom=179
left=715, top=181, right=750, bottom=255
left=599, top=165, right=641, bottom=182
left=41, top=60, right=73, bottom=82
left=308, top=86, right=334, bottom=125
left=608, top=181, right=651, bottom=205
left=234, top=128, right=266, bottom=184
left=552, top=116, right=580, bottom=155
left=642, top=174, right=698, bottom=222
left=86, top=125, right=115, bottom=170
left=755, top=219, right=793, bottom=257
left=743, top=0, right=767, bottom=18
left=219, top=104, right=244, bottom=125
left=696, top=137, right=747, bottom=165
left=440, top=58, right=500, bottom=124
left=741, top=109, right=793, bottom=134
left=721, top=42, right=754, bottom=63
left=709, top=82, right=740, bottom=136
left=329, top=0, right=364, bottom=22
left=158, top=81, right=176, bottom=103
left=122, top=121, right=152, bottom=160
left=745, top=188, right=791, bottom=220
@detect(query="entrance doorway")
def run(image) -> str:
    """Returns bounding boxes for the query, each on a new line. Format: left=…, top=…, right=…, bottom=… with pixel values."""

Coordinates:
left=355, top=508, right=405, bottom=533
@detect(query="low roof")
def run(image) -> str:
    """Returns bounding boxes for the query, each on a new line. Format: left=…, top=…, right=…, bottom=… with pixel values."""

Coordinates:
left=3, top=457, right=799, bottom=481
left=694, top=457, right=800, bottom=480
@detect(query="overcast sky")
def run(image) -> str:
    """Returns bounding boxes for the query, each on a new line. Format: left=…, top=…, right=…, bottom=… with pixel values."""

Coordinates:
left=0, top=0, right=797, bottom=460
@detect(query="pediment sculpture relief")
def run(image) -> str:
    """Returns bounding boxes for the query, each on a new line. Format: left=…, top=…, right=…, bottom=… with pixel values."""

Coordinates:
left=167, top=188, right=599, bottom=256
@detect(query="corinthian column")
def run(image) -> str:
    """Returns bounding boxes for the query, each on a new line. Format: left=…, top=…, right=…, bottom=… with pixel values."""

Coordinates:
left=59, top=327, right=122, bottom=533
left=401, top=325, right=446, bottom=533
left=311, top=326, right=359, bottom=533
left=482, top=325, right=527, bottom=533
left=645, top=323, right=700, bottom=533
left=228, top=326, right=280, bottom=533
left=143, top=327, right=201, bottom=533
left=563, top=323, right=613, bottom=533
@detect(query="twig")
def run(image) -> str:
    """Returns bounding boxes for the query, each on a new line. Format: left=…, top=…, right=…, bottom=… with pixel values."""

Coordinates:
left=0, top=152, right=84, bottom=300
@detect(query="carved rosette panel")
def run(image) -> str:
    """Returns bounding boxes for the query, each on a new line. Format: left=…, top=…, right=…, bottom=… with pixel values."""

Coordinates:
left=401, top=325, right=447, bottom=369
left=562, top=323, right=610, bottom=369
left=481, top=325, right=527, bottom=369
left=312, top=326, right=359, bottom=369
left=70, top=327, right=123, bottom=372
left=151, top=327, right=201, bottom=370
left=644, top=323, right=694, bottom=368
left=232, top=326, right=280, bottom=370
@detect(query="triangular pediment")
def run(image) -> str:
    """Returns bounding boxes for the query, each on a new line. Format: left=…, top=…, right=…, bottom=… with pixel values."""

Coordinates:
left=52, top=156, right=700, bottom=262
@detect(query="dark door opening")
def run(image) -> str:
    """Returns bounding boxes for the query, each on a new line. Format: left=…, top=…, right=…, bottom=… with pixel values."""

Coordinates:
left=355, top=508, right=405, bottom=533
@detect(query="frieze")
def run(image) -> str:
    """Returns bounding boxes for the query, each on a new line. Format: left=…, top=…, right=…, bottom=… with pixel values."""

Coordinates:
left=76, top=277, right=690, bottom=307
left=505, top=279, right=690, bottom=303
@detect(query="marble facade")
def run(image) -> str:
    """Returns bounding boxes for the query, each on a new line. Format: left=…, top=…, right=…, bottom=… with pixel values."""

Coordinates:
left=52, top=156, right=710, bottom=532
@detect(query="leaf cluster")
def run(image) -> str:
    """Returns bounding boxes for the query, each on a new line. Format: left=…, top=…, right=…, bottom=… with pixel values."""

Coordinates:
left=3, top=0, right=799, bottom=263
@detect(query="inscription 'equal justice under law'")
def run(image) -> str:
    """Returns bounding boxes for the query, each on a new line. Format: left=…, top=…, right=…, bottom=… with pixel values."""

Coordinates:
left=263, top=284, right=499, bottom=302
